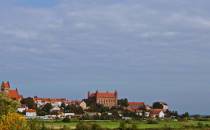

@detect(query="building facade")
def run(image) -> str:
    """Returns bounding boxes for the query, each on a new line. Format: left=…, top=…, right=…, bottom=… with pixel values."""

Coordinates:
left=87, top=90, right=118, bottom=108
left=127, top=102, right=145, bottom=112
left=0, top=81, right=22, bottom=101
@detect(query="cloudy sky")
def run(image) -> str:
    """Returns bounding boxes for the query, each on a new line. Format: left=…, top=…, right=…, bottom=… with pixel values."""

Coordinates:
left=1, top=0, right=210, bottom=114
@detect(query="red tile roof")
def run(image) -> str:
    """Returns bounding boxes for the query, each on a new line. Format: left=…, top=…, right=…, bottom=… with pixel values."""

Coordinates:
left=128, top=102, right=145, bottom=112
left=34, top=97, right=66, bottom=103
left=26, top=109, right=36, bottom=112
left=128, top=102, right=145, bottom=105
left=150, top=109, right=163, bottom=115
left=7, top=89, right=22, bottom=100
left=89, top=91, right=117, bottom=98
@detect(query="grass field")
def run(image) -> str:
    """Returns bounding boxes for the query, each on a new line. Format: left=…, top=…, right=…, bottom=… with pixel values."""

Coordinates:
left=43, top=119, right=210, bottom=129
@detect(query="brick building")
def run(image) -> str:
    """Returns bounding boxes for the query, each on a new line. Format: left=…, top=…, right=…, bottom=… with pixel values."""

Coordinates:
left=127, top=102, right=145, bottom=112
left=87, top=90, right=118, bottom=108
left=0, top=81, right=22, bottom=101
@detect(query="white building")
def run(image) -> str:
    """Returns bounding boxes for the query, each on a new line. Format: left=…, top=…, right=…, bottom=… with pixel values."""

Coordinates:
left=26, top=109, right=37, bottom=117
left=150, top=109, right=165, bottom=118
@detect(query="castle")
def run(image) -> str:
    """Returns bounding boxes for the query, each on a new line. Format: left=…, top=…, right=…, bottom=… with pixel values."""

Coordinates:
left=0, top=81, right=22, bottom=101
left=87, top=90, right=118, bottom=108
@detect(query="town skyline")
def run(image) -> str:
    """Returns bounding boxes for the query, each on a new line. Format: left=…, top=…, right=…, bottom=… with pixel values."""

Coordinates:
left=0, top=80, right=205, bottom=116
left=1, top=0, right=210, bottom=115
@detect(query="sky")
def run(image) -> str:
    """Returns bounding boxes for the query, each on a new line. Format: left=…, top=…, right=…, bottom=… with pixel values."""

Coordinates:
left=0, top=0, right=210, bottom=115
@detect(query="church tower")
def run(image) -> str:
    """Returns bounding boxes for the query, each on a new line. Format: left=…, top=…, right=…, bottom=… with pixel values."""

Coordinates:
left=1, top=81, right=10, bottom=94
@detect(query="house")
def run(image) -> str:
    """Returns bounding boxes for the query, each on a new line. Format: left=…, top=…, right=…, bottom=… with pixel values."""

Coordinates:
left=153, top=101, right=169, bottom=112
left=17, top=105, right=28, bottom=113
left=34, top=97, right=66, bottom=107
left=66, top=100, right=87, bottom=110
left=149, top=109, right=165, bottom=118
left=26, top=109, right=37, bottom=117
left=64, top=113, right=75, bottom=118
left=145, top=105, right=152, bottom=111
left=50, top=106, right=61, bottom=113
left=0, top=81, right=22, bottom=101
left=87, top=90, right=118, bottom=108
left=127, top=102, right=145, bottom=112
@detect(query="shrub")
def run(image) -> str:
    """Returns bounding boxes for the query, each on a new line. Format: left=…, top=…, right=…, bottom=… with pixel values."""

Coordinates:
left=197, top=122, right=205, bottom=128
left=61, top=125, right=70, bottom=130
left=62, top=117, right=71, bottom=122
left=0, top=113, right=29, bottom=130
left=147, top=119, right=159, bottom=124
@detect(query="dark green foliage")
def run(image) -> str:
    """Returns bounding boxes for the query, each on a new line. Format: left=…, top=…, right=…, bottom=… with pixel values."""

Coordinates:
left=28, top=119, right=47, bottom=130
left=37, top=103, right=53, bottom=116
left=62, top=117, right=71, bottom=122
left=65, top=104, right=84, bottom=114
left=60, top=102, right=66, bottom=109
left=152, top=102, right=163, bottom=109
left=197, top=122, right=205, bottom=128
left=0, top=93, right=20, bottom=116
left=60, top=125, right=70, bottom=130
left=36, top=107, right=47, bottom=116
left=168, top=110, right=178, bottom=117
left=182, top=112, right=190, bottom=119
left=89, top=103, right=109, bottom=113
left=42, top=103, right=53, bottom=114
left=147, top=119, right=159, bottom=124
left=119, top=121, right=126, bottom=130
left=131, top=124, right=138, bottom=130
left=118, top=98, right=128, bottom=107
left=21, top=97, right=36, bottom=109
left=75, top=122, right=104, bottom=130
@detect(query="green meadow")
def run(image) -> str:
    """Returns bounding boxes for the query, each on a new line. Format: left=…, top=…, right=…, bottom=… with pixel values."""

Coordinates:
left=43, top=119, right=210, bottom=130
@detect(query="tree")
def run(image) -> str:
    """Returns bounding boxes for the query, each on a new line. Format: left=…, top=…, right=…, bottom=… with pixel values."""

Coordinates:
left=65, top=104, right=84, bottom=114
left=60, top=102, right=66, bottom=109
left=42, top=103, right=53, bottom=115
left=0, top=113, right=29, bottom=130
left=152, top=102, right=163, bottom=109
left=182, top=112, right=190, bottom=119
left=119, top=121, right=126, bottom=130
left=169, top=110, right=179, bottom=117
left=21, top=97, right=36, bottom=109
left=118, top=98, right=128, bottom=107
left=0, top=94, right=20, bottom=116
left=89, top=103, right=109, bottom=113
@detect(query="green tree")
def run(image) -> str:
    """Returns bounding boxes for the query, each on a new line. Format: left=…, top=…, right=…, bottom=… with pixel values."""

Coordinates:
left=21, top=97, right=36, bottom=109
left=0, top=94, right=20, bottom=116
left=60, top=102, right=66, bottom=109
left=65, top=104, right=84, bottom=114
left=119, top=121, right=126, bottom=130
left=42, top=103, right=53, bottom=115
left=152, top=102, right=163, bottom=109
left=118, top=98, right=128, bottom=107
left=131, top=124, right=138, bottom=130
left=182, top=112, right=190, bottom=119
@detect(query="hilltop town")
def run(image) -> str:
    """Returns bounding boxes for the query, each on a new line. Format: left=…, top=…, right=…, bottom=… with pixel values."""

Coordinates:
left=0, top=81, right=178, bottom=120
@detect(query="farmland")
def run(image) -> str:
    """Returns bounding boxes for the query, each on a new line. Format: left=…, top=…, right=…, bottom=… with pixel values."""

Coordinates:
left=43, top=119, right=210, bottom=130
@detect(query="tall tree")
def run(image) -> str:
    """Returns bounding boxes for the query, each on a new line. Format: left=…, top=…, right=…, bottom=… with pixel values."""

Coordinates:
left=21, top=97, right=36, bottom=109
left=42, top=103, right=53, bottom=115
left=118, top=98, right=128, bottom=107
left=0, top=94, right=20, bottom=116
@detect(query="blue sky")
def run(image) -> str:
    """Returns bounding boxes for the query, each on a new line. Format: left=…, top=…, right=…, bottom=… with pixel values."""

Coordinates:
left=0, top=0, right=210, bottom=114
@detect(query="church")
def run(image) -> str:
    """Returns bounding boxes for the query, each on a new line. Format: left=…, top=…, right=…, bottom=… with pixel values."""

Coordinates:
left=0, top=81, right=22, bottom=101
left=87, top=90, right=118, bottom=108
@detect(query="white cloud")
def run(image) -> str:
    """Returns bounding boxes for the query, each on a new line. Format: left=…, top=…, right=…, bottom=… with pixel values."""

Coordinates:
left=1, top=0, right=210, bottom=114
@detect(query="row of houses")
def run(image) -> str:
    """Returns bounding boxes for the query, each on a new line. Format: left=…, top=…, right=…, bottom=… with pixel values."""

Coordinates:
left=33, top=97, right=87, bottom=109
left=0, top=81, right=169, bottom=119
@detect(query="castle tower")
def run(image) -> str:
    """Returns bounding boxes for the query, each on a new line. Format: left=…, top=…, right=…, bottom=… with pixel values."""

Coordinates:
left=1, top=81, right=10, bottom=94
